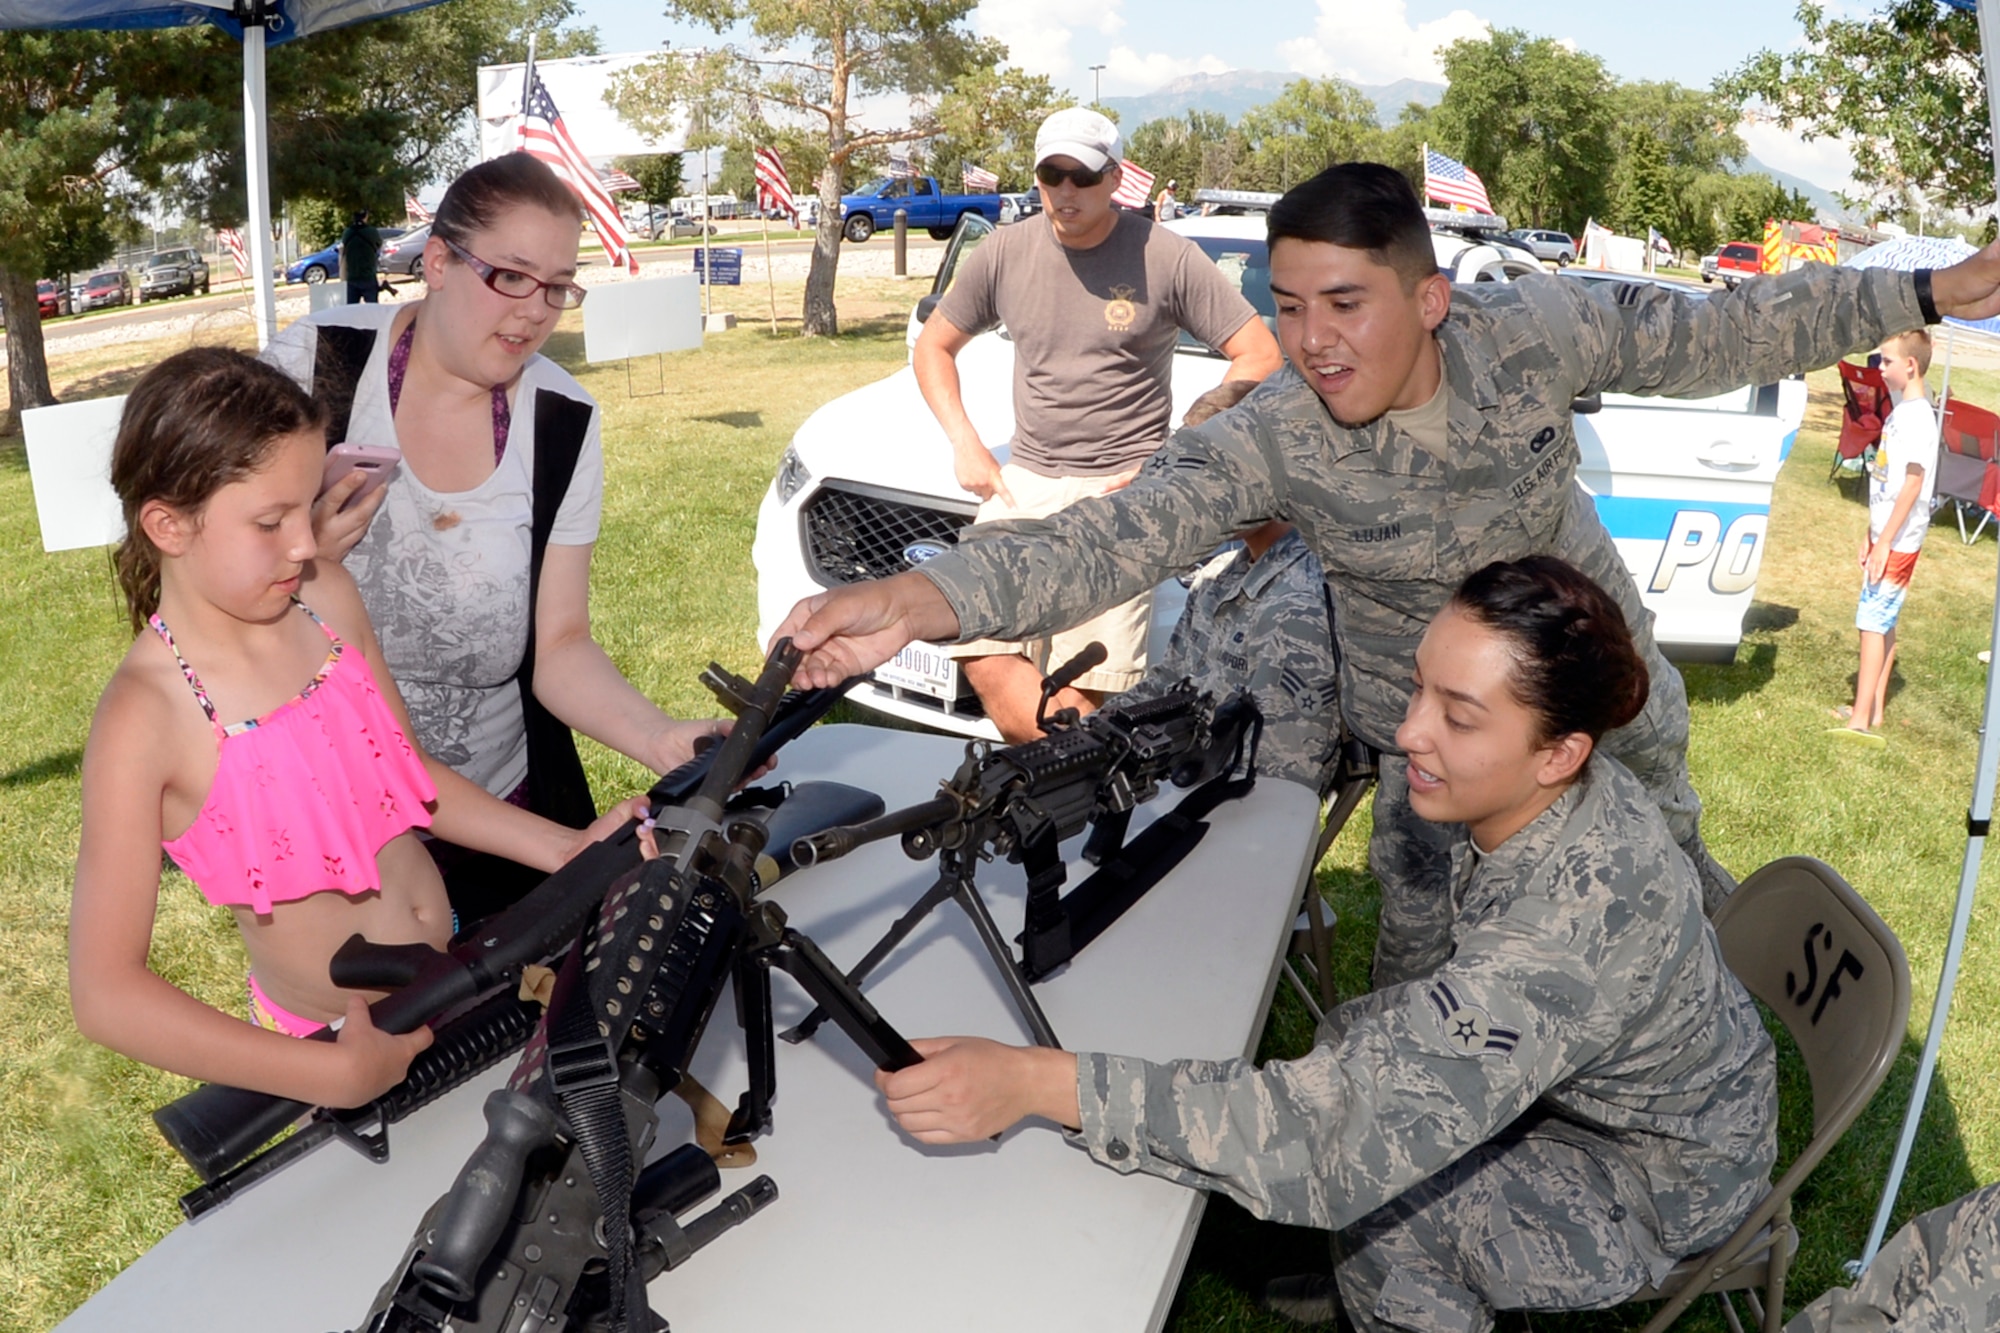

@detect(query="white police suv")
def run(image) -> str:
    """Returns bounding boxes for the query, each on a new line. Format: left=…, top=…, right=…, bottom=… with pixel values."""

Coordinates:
left=752, top=212, right=1803, bottom=737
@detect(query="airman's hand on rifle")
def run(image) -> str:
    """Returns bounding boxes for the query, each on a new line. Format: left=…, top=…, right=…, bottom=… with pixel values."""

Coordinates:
left=772, top=572, right=963, bottom=689
left=874, top=1036, right=1080, bottom=1144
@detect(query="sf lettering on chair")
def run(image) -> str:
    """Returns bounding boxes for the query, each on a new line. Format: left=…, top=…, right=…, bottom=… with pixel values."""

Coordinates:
left=1788, top=920, right=1867, bottom=1027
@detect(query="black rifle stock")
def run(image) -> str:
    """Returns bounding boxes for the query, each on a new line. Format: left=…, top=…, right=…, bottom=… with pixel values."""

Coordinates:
left=154, top=669, right=860, bottom=1187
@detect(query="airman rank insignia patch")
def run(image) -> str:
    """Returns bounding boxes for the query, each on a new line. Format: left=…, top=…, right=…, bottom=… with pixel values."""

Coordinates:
left=1426, top=980, right=1520, bottom=1056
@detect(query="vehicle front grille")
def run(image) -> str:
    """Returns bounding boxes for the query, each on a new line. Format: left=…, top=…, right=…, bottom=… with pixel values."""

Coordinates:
left=800, top=482, right=974, bottom=585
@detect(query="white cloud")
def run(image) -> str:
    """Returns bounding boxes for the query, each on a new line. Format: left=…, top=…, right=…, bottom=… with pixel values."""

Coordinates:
left=971, top=0, right=1125, bottom=81
left=1740, top=118, right=1859, bottom=201
left=970, top=0, right=1224, bottom=96
left=1279, top=0, right=1490, bottom=86
left=1104, top=46, right=1231, bottom=90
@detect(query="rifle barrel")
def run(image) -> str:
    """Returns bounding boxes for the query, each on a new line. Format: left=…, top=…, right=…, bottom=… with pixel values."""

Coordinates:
left=790, top=794, right=959, bottom=867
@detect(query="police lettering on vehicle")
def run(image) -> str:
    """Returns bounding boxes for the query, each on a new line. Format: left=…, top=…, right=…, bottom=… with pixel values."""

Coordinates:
left=1643, top=509, right=1767, bottom=596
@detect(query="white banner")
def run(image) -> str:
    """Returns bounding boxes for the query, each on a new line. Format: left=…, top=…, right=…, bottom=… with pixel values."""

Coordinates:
left=478, top=52, right=685, bottom=164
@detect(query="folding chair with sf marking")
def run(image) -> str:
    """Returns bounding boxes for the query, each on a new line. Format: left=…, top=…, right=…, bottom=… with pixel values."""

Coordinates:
left=1624, top=857, right=1910, bottom=1333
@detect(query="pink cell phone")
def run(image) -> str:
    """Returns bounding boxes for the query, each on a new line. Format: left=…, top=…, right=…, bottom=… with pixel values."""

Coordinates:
left=318, top=442, right=401, bottom=511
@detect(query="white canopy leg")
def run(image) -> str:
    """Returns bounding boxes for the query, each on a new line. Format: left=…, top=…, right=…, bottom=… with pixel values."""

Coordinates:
left=242, top=21, right=277, bottom=348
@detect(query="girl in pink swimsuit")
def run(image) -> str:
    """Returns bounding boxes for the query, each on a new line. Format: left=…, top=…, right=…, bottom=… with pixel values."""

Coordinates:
left=70, top=348, right=641, bottom=1110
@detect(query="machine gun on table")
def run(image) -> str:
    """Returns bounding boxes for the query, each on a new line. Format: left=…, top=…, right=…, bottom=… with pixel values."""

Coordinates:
left=345, top=639, right=924, bottom=1333
left=156, top=650, right=872, bottom=1215
left=784, top=646, right=1261, bottom=1049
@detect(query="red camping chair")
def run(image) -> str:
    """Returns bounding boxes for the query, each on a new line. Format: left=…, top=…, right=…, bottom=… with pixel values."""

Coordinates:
left=1833, top=359, right=1888, bottom=480
left=1937, top=398, right=2000, bottom=544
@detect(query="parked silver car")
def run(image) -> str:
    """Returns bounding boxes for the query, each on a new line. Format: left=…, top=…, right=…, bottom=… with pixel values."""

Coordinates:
left=1507, top=228, right=1576, bottom=264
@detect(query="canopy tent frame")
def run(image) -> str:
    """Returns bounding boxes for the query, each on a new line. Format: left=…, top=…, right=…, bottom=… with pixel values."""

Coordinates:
left=0, top=0, right=451, bottom=348
left=1860, top=0, right=2000, bottom=1271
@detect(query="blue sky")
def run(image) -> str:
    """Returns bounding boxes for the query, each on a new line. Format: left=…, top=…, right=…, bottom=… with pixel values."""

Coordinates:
left=577, top=0, right=1811, bottom=96
left=570, top=1, right=1857, bottom=191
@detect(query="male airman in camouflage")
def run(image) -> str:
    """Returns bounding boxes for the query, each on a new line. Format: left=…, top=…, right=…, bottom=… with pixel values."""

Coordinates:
left=1785, top=1182, right=2000, bottom=1332
left=775, top=162, right=1979, bottom=990
left=1113, top=519, right=1342, bottom=794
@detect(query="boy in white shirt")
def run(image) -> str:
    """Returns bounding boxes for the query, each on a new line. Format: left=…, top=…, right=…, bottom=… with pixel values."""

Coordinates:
left=1839, top=328, right=1938, bottom=742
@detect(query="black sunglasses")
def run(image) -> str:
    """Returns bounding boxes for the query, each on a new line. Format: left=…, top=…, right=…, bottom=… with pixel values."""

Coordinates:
left=1035, top=161, right=1110, bottom=189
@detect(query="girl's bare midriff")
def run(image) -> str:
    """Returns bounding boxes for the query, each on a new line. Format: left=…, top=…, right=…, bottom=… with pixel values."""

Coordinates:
left=232, top=829, right=451, bottom=1023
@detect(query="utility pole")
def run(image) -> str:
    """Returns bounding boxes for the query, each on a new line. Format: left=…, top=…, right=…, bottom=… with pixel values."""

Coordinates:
left=1090, top=64, right=1106, bottom=106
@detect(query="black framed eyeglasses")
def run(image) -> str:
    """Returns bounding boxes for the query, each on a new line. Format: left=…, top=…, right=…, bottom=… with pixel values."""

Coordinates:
left=441, top=236, right=587, bottom=310
left=1035, top=161, right=1110, bottom=190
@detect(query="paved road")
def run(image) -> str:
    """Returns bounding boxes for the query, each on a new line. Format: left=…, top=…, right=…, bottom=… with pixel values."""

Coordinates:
left=41, top=233, right=946, bottom=351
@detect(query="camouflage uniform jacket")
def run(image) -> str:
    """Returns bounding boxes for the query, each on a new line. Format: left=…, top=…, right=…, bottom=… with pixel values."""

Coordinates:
left=1117, top=528, right=1341, bottom=794
left=1068, top=756, right=1778, bottom=1254
left=916, top=265, right=1927, bottom=754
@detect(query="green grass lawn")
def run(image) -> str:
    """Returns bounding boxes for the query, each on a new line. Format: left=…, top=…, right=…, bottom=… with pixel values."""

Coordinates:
left=6, top=309, right=2000, bottom=1331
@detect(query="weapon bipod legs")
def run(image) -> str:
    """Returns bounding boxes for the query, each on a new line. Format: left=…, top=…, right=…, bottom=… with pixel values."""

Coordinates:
left=778, top=847, right=1061, bottom=1052
left=725, top=903, right=927, bottom=1142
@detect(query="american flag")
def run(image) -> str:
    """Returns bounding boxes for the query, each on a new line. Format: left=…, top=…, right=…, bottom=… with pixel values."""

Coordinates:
left=599, top=167, right=641, bottom=193
left=754, top=147, right=794, bottom=215
left=515, top=71, right=638, bottom=273
left=405, top=194, right=433, bottom=223
left=1423, top=148, right=1494, bottom=214
left=1110, top=158, right=1154, bottom=210
left=961, top=161, right=998, bottom=192
left=218, top=227, right=249, bottom=278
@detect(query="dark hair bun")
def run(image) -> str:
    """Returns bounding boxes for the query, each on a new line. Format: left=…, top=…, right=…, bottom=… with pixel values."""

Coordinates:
left=1448, top=556, right=1649, bottom=743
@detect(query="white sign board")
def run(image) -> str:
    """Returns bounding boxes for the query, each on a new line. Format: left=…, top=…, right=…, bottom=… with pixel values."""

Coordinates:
left=477, top=52, right=686, bottom=163
left=25, top=395, right=127, bottom=552
left=581, top=273, right=704, bottom=363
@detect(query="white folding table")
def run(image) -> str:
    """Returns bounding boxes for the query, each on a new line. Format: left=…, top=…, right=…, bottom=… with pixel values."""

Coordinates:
left=57, top=724, right=1322, bottom=1333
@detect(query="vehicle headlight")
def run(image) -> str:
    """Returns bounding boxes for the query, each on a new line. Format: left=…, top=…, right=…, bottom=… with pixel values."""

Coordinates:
left=773, top=445, right=813, bottom=505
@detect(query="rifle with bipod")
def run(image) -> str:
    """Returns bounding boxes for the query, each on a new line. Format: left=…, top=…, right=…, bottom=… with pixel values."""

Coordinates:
left=783, top=644, right=1261, bottom=1050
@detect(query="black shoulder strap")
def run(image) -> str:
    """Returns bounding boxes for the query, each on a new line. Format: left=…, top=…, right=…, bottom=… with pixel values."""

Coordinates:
left=519, top=386, right=597, bottom=830
left=310, top=323, right=379, bottom=448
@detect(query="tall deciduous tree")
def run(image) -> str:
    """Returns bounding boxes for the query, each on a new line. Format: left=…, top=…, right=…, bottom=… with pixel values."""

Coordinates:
left=0, top=28, right=209, bottom=432
left=928, top=66, right=1070, bottom=192
left=616, top=152, right=684, bottom=208
left=1724, top=0, right=1988, bottom=215
left=1236, top=79, right=1380, bottom=192
left=609, top=0, right=1000, bottom=335
left=1126, top=110, right=1240, bottom=195
left=1428, top=29, right=1618, bottom=231
left=161, top=0, right=597, bottom=232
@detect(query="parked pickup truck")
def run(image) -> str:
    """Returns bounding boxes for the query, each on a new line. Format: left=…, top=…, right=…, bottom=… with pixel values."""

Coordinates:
left=839, top=177, right=1006, bottom=243
left=1705, top=241, right=1763, bottom=290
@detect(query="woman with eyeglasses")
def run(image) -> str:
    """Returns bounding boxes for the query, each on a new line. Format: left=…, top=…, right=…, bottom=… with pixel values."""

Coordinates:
left=265, top=153, right=731, bottom=923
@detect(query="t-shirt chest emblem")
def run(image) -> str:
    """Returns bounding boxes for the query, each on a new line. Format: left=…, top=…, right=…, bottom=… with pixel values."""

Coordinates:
left=1104, top=284, right=1138, bottom=333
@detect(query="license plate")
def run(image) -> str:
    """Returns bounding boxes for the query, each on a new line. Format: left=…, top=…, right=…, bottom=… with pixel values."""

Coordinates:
left=874, top=641, right=961, bottom=700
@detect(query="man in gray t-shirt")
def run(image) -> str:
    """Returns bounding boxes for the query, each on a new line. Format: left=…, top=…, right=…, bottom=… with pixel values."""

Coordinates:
left=916, top=106, right=1281, bottom=741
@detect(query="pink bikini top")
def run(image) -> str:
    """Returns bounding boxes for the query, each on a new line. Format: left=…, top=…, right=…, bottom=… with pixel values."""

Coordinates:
left=153, top=602, right=437, bottom=914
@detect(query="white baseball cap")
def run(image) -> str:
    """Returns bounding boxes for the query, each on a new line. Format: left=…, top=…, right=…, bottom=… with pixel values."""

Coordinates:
left=1034, top=107, right=1121, bottom=173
